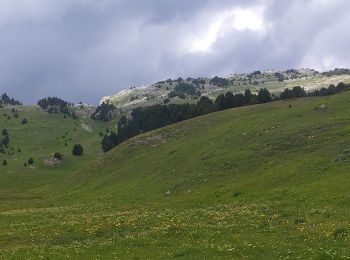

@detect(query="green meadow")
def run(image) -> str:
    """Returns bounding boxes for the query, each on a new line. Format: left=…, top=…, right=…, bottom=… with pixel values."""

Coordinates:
left=1, top=91, right=350, bottom=258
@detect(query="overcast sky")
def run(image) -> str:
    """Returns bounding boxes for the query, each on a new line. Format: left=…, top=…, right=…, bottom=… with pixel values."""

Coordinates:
left=0, top=0, right=349, bottom=104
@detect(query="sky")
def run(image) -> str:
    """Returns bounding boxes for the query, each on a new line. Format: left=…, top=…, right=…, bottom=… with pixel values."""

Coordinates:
left=0, top=0, right=349, bottom=104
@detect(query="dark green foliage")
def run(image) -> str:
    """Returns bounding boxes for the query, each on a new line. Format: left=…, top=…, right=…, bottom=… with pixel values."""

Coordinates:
left=210, top=76, right=229, bottom=86
left=280, top=86, right=306, bottom=100
left=257, top=88, right=272, bottom=103
left=0, top=93, right=22, bottom=105
left=21, top=118, right=28, bottom=125
left=174, top=83, right=197, bottom=96
left=244, top=89, right=252, bottom=104
left=72, top=144, right=84, bottom=156
left=37, top=97, right=69, bottom=111
left=102, top=133, right=117, bottom=152
left=28, top=158, right=34, bottom=165
left=215, top=91, right=255, bottom=110
left=196, top=96, right=214, bottom=114
left=2, top=135, right=9, bottom=146
left=322, top=68, right=350, bottom=77
left=53, top=152, right=63, bottom=160
left=91, top=102, right=116, bottom=122
left=274, top=72, right=285, bottom=82
left=2, top=128, right=8, bottom=136
left=168, top=91, right=186, bottom=99
left=334, top=227, right=348, bottom=238
left=279, top=82, right=350, bottom=100
left=2, top=159, right=6, bottom=166
left=168, top=82, right=198, bottom=99
left=252, top=70, right=262, bottom=76
left=309, top=82, right=348, bottom=97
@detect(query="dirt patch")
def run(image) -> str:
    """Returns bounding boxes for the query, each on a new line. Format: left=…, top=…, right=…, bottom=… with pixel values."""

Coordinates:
left=81, top=122, right=93, bottom=132
left=44, top=157, right=62, bottom=166
left=132, top=133, right=168, bottom=147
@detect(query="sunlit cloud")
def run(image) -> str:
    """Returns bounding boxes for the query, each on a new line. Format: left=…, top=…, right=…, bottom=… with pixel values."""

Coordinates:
left=190, top=6, right=266, bottom=53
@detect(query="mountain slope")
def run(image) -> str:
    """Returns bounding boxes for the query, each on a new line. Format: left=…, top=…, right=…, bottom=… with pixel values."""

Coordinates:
left=101, top=69, right=350, bottom=113
left=1, top=92, right=350, bottom=258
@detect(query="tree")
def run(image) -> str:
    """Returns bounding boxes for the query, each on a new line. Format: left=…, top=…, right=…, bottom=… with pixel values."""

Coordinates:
left=196, top=96, right=213, bottom=114
left=72, top=144, right=84, bottom=156
left=2, top=135, right=9, bottom=146
left=2, top=128, right=8, bottom=136
left=91, top=102, right=116, bottom=121
left=291, top=86, right=306, bottom=98
left=2, top=160, right=7, bottom=166
left=257, top=88, right=272, bottom=104
left=53, top=152, right=63, bottom=160
left=214, top=94, right=226, bottom=110
left=0, top=93, right=22, bottom=105
left=101, top=134, right=115, bottom=152
left=210, top=76, right=229, bottom=86
left=280, top=88, right=292, bottom=100
left=243, top=89, right=252, bottom=105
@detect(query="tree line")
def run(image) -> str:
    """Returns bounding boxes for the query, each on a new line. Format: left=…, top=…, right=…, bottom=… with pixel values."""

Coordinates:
left=0, top=93, right=22, bottom=106
left=37, top=97, right=76, bottom=117
left=100, top=82, right=350, bottom=152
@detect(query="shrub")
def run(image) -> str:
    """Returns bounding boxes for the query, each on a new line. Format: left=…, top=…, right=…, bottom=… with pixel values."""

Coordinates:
left=21, top=118, right=28, bottom=124
left=2, top=160, right=7, bottom=166
left=2, top=128, right=8, bottom=136
left=28, top=158, right=34, bottom=165
left=53, top=152, right=63, bottom=160
left=72, top=144, right=83, bottom=156
left=334, top=228, right=348, bottom=238
left=1, top=135, right=9, bottom=146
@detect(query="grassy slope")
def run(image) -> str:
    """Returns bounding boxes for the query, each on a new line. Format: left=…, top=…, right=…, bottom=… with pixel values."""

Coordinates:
left=0, top=106, right=107, bottom=208
left=1, top=92, right=350, bottom=258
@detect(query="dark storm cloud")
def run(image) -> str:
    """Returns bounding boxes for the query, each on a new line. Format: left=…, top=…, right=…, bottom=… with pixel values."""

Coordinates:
left=0, top=0, right=349, bottom=104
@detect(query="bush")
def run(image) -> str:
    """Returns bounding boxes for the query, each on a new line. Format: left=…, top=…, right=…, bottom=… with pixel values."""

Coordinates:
left=28, top=158, right=34, bottom=165
left=72, top=144, right=83, bottom=156
left=21, top=118, right=28, bottom=124
left=334, top=228, right=348, bottom=238
left=2, top=128, right=8, bottom=136
left=53, top=152, right=63, bottom=160
left=3, top=159, right=7, bottom=166
left=91, top=102, right=116, bottom=121
left=1, top=135, right=9, bottom=146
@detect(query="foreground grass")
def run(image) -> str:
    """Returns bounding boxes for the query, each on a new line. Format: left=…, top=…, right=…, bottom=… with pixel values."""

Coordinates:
left=1, top=93, right=350, bottom=258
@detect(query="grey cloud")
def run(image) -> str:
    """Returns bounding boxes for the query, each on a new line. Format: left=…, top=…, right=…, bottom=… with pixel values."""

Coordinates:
left=0, top=0, right=349, bottom=104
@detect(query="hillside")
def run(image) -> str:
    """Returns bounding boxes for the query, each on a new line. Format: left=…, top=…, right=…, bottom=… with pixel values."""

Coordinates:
left=1, top=91, right=350, bottom=258
left=0, top=104, right=108, bottom=191
left=100, top=68, right=350, bottom=113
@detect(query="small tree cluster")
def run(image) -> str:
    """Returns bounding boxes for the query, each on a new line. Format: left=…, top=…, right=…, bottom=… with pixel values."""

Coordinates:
left=0, top=93, right=22, bottom=105
left=210, top=76, right=229, bottom=86
left=91, top=102, right=116, bottom=122
left=72, top=144, right=83, bottom=156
